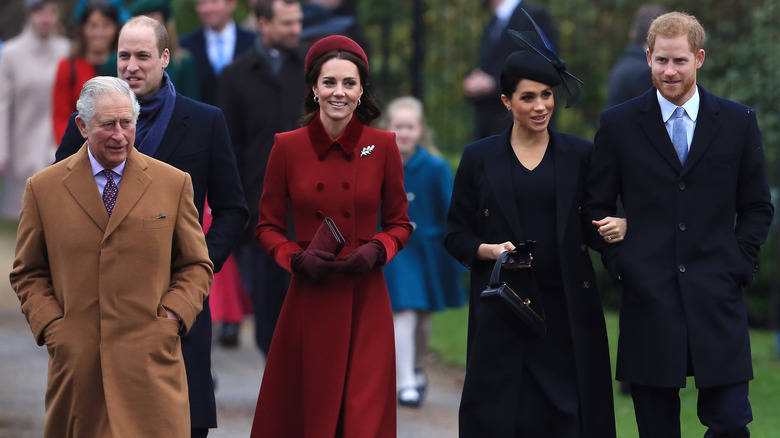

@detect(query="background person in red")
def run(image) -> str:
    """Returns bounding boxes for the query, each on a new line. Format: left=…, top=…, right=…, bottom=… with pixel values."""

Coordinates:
left=52, top=1, right=119, bottom=142
left=251, top=35, right=412, bottom=437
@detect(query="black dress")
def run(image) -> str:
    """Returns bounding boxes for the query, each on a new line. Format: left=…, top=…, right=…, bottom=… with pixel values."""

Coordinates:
left=510, top=143, right=579, bottom=436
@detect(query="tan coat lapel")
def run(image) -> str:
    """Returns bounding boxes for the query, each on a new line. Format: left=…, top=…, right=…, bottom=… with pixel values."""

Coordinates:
left=62, top=143, right=109, bottom=232
left=105, top=149, right=151, bottom=238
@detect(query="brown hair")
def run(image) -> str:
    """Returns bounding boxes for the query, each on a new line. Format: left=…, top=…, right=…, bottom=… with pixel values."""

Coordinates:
left=301, top=49, right=381, bottom=126
left=255, top=0, right=298, bottom=20
left=121, top=15, right=169, bottom=57
left=647, top=11, right=705, bottom=54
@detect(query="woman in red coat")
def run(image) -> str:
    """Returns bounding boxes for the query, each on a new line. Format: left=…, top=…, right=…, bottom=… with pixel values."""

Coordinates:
left=250, top=36, right=412, bottom=438
left=51, top=1, right=119, bottom=142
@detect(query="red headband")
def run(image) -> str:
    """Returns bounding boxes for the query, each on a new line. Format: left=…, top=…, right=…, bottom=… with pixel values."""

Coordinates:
left=304, top=35, right=369, bottom=74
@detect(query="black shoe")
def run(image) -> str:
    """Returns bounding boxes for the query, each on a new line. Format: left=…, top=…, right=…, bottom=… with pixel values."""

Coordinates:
left=219, top=322, right=240, bottom=347
left=398, top=386, right=422, bottom=408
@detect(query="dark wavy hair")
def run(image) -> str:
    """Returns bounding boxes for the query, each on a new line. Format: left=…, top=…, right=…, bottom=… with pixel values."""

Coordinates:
left=301, top=50, right=381, bottom=126
left=72, top=1, right=120, bottom=58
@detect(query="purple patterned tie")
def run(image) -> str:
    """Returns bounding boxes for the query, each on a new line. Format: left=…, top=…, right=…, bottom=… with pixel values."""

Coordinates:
left=102, top=170, right=118, bottom=217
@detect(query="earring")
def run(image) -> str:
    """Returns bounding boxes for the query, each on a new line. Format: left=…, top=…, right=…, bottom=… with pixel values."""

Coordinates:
left=314, top=96, right=319, bottom=103
left=357, top=98, right=362, bottom=106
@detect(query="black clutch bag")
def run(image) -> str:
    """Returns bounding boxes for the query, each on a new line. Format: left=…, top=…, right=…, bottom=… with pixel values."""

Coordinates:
left=307, top=217, right=346, bottom=256
left=480, top=241, right=546, bottom=338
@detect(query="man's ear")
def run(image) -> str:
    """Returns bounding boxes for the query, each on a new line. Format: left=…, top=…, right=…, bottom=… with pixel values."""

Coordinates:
left=75, top=116, right=89, bottom=139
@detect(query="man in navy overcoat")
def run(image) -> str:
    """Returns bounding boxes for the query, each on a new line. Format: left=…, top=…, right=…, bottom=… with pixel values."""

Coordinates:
left=584, top=12, right=773, bottom=438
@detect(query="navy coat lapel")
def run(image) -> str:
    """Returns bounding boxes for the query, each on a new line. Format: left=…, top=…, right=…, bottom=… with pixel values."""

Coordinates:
left=681, top=87, right=721, bottom=176
left=552, top=133, right=579, bottom=246
left=637, top=91, right=683, bottom=172
left=484, top=130, right=524, bottom=244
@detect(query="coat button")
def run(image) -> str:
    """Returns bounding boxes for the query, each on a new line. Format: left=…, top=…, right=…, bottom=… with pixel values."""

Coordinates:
left=483, top=209, right=490, bottom=217
left=580, top=243, right=587, bottom=252
left=316, top=210, right=324, bottom=219
left=346, top=154, right=353, bottom=161
left=678, top=223, right=686, bottom=231
left=343, top=211, right=351, bottom=219
left=342, top=182, right=350, bottom=190
left=317, top=183, right=324, bottom=191
left=679, top=264, right=686, bottom=273
left=678, top=181, right=686, bottom=190
left=583, top=280, right=591, bottom=289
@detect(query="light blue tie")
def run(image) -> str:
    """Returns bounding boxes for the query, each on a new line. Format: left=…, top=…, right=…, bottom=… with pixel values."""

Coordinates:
left=214, top=36, right=226, bottom=75
left=672, top=106, right=688, bottom=164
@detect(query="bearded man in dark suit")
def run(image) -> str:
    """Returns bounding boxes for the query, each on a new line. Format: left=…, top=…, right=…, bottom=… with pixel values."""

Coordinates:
left=584, top=12, right=773, bottom=438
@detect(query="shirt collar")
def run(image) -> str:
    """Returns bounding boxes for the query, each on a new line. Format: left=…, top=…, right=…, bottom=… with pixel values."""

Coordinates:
left=308, top=112, right=365, bottom=161
left=88, top=146, right=126, bottom=177
left=496, top=0, right=522, bottom=21
left=204, top=20, right=236, bottom=44
left=658, top=87, right=700, bottom=123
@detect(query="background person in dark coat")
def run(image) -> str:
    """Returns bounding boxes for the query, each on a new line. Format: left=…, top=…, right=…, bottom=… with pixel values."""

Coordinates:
left=446, top=48, right=621, bottom=437
left=217, top=0, right=307, bottom=355
left=584, top=12, right=773, bottom=438
left=463, top=0, right=557, bottom=141
left=606, top=4, right=667, bottom=107
left=179, top=0, right=256, bottom=105
left=54, top=16, right=248, bottom=438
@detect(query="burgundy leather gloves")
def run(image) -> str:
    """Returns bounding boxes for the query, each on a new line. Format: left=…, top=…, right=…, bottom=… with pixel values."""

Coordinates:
left=335, top=240, right=387, bottom=275
left=291, top=249, right=338, bottom=282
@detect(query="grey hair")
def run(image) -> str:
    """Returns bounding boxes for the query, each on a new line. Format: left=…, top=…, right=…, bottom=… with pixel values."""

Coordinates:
left=76, top=76, right=140, bottom=126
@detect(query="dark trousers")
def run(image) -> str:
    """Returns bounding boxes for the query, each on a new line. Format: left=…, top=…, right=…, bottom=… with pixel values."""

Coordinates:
left=630, top=382, right=752, bottom=438
left=234, top=241, right=289, bottom=355
left=192, top=428, right=209, bottom=438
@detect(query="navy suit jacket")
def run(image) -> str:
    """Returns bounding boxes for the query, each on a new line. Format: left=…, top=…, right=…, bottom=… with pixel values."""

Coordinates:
left=584, top=86, right=773, bottom=388
left=179, top=26, right=256, bottom=106
left=56, top=94, right=249, bottom=428
left=445, top=129, right=615, bottom=436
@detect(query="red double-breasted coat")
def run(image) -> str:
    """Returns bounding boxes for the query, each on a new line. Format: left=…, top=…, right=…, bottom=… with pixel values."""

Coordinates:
left=251, top=113, right=412, bottom=437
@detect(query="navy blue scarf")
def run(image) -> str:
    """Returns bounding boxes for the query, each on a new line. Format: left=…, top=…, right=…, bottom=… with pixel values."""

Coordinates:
left=135, top=72, right=176, bottom=157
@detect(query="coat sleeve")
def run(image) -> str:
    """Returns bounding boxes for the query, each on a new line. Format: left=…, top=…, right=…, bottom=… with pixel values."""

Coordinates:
left=10, top=179, right=63, bottom=345
left=371, top=134, right=413, bottom=264
left=582, top=111, right=623, bottom=279
left=201, top=107, right=249, bottom=272
left=734, top=107, right=774, bottom=285
left=162, top=173, right=214, bottom=334
left=256, top=135, right=302, bottom=272
left=444, top=145, right=485, bottom=270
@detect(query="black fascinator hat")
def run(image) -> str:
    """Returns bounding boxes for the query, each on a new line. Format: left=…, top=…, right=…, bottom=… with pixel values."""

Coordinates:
left=506, top=9, right=583, bottom=107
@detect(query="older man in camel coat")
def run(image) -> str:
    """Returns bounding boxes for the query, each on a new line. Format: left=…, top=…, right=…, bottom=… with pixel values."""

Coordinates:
left=10, top=76, right=213, bottom=437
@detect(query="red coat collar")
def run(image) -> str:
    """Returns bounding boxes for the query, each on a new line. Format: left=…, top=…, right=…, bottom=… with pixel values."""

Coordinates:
left=308, top=112, right=365, bottom=160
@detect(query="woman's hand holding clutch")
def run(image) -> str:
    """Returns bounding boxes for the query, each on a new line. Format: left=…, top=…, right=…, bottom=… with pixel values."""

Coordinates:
left=334, top=240, right=386, bottom=275
left=291, top=249, right=338, bottom=282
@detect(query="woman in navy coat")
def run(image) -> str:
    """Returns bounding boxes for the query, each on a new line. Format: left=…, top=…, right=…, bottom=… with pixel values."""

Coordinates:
left=251, top=36, right=412, bottom=437
left=445, top=48, right=622, bottom=437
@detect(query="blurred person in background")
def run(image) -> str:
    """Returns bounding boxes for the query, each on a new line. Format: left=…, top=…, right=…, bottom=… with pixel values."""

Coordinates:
left=0, top=0, right=69, bottom=220
left=606, top=4, right=668, bottom=107
left=52, top=1, right=119, bottom=142
left=380, top=96, right=466, bottom=408
left=217, top=0, right=306, bottom=352
left=130, top=0, right=200, bottom=99
left=180, top=0, right=255, bottom=105
left=463, top=0, right=557, bottom=141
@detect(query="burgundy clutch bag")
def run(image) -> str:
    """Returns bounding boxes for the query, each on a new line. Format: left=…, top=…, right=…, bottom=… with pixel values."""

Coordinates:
left=307, top=217, right=346, bottom=256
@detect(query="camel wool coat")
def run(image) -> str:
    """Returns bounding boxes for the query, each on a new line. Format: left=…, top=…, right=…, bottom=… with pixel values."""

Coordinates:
left=10, top=145, right=214, bottom=438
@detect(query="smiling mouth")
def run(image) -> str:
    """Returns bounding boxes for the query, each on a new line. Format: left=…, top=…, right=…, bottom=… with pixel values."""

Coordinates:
left=531, top=115, right=546, bottom=121
left=330, top=102, right=347, bottom=107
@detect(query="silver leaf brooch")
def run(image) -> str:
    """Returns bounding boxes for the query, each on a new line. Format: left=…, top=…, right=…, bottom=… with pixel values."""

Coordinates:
left=360, top=145, right=375, bottom=157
